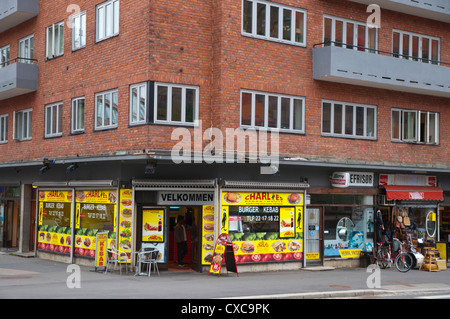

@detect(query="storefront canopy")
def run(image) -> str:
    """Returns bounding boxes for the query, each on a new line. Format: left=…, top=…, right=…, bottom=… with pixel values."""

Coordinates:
left=384, top=185, right=443, bottom=201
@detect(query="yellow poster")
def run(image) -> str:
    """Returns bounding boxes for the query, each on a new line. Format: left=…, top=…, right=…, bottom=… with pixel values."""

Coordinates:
left=118, top=189, right=133, bottom=253
left=95, top=232, right=108, bottom=267
left=339, top=249, right=362, bottom=258
left=201, top=205, right=215, bottom=265
left=280, top=207, right=295, bottom=238
left=142, top=209, right=164, bottom=242
left=222, top=192, right=303, bottom=206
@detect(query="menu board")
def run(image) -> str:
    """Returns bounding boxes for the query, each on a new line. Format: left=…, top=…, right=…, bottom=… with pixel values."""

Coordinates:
left=142, top=209, right=164, bottom=242
left=37, top=191, right=73, bottom=255
left=118, top=189, right=133, bottom=255
left=222, top=192, right=304, bottom=264
left=201, top=205, right=215, bottom=265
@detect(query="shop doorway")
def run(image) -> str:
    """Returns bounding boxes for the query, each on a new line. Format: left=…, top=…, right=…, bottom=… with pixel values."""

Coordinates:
left=304, top=207, right=324, bottom=266
left=1, top=200, right=20, bottom=249
left=168, top=206, right=201, bottom=272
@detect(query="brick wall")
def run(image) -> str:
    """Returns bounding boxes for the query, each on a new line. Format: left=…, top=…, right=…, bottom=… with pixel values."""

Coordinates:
left=0, top=0, right=448, bottom=168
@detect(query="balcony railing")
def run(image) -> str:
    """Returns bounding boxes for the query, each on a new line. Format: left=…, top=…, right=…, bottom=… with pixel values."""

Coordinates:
left=0, top=0, right=39, bottom=33
left=347, top=0, right=450, bottom=23
left=312, top=42, right=450, bottom=98
left=0, top=57, right=38, bottom=100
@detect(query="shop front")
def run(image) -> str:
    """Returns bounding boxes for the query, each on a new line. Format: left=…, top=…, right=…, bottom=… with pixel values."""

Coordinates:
left=378, top=174, right=444, bottom=249
left=0, top=186, right=21, bottom=249
left=308, top=171, right=376, bottom=267
left=34, top=181, right=133, bottom=266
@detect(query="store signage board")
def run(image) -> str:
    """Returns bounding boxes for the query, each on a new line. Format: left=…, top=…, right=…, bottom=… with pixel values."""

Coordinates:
left=95, top=232, right=108, bottom=269
left=209, top=233, right=238, bottom=277
left=157, top=191, right=214, bottom=205
left=331, top=172, right=374, bottom=188
left=379, top=174, right=437, bottom=187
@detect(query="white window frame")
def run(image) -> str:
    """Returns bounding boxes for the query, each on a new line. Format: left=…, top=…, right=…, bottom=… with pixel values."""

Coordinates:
left=392, top=29, right=440, bottom=65
left=71, top=97, right=85, bottom=133
left=240, top=89, right=305, bottom=134
left=14, top=108, right=32, bottom=141
left=45, top=102, right=63, bottom=138
left=242, top=0, right=307, bottom=47
left=0, top=45, right=10, bottom=68
left=154, top=83, right=199, bottom=126
left=72, top=11, right=86, bottom=50
left=321, top=100, right=377, bottom=140
left=46, top=21, right=64, bottom=59
left=129, top=82, right=148, bottom=126
left=96, top=0, right=120, bottom=42
left=391, top=108, right=439, bottom=145
left=0, top=114, right=8, bottom=144
left=18, top=34, right=34, bottom=64
left=95, top=89, right=119, bottom=130
left=323, top=15, right=378, bottom=52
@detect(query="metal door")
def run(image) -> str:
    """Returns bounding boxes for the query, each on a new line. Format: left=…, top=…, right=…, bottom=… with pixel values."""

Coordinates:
left=304, top=208, right=323, bottom=266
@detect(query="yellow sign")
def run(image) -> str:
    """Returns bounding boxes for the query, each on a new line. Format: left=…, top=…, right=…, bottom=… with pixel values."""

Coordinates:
left=306, top=252, right=320, bottom=260
left=222, top=192, right=304, bottom=206
left=142, top=209, right=164, bottom=242
left=95, top=232, right=108, bottom=267
left=39, top=190, right=73, bottom=203
left=339, top=249, right=362, bottom=258
left=201, top=205, right=215, bottom=265
left=280, top=207, right=295, bottom=238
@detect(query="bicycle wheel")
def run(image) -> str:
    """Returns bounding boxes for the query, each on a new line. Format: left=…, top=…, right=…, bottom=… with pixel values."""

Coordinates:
left=376, top=248, right=389, bottom=269
left=395, top=252, right=413, bottom=272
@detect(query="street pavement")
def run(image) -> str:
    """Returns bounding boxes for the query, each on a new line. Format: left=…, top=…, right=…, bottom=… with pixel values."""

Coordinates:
left=1, top=251, right=450, bottom=302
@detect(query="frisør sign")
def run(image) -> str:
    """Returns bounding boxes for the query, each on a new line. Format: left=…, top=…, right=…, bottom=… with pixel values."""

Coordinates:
left=331, top=172, right=374, bottom=188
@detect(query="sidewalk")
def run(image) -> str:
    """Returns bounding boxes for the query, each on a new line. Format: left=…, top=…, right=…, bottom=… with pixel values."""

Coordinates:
left=1, top=252, right=449, bottom=299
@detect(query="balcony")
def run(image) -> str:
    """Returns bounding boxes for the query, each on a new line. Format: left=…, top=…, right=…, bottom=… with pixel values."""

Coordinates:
left=0, top=58, right=38, bottom=100
left=348, top=0, right=449, bottom=23
left=0, top=0, right=39, bottom=33
left=313, top=44, right=450, bottom=98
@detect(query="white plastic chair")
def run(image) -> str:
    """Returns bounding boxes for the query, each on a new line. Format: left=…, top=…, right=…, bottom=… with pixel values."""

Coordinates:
left=135, top=247, right=159, bottom=277
left=105, top=248, right=129, bottom=275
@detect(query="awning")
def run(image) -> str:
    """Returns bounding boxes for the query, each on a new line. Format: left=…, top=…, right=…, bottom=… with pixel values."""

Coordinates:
left=384, top=185, right=443, bottom=201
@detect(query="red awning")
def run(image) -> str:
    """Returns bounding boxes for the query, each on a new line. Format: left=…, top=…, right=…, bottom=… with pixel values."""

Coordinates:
left=384, top=185, right=443, bottom=201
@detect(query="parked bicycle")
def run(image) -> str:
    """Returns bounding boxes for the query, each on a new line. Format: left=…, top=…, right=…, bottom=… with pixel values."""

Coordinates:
left=375, top=238, right=413, bottom=272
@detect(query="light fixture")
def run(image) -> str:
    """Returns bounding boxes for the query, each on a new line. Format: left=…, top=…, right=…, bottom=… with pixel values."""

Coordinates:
left=39, top=159, right=53, bottom=175
left=144, top=160, right=156, bottom=175
left=66, top=163, right=79, bottom=174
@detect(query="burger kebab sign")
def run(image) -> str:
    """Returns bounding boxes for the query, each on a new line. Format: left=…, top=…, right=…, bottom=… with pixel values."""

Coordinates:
left=331, top=172, right=374, bottom=188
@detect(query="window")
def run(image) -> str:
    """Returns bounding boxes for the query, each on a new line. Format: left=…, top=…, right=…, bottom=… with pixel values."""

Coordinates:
left=242, top=0, right=306, bottom=46
left=154, top=83, right=199, bottom=125
left=96, top=0, right=119, bottom=42
left=46, top=21, right=64, bottom=59
left=129, top=83, right=147, bottom=125
left=95, top=89, right=118, bottom=130
left=45, top=103, right=63, bottom=138
left=72, top=11, right=86, bottom=50
left=392, top=30, right=440, bottom=64
left=0, top=45, right=10, bottom=68
left=322, top=100, right=376, bottom=139
left=72, top=97, right=85, bottom=133
left=14, top=109, right=32, bottom=141
left=0, top=114, right=8, bottom=144
left=241, top=90, right=305, bottom=133
left=392, top=108, right=439, bottom=144
left=18, top=35, right=34, bottom=63
left=323, top=15, right=377, bottom=52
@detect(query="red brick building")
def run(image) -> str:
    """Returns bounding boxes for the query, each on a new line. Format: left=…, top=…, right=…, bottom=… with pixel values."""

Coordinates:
left=0, top=0, right=448, bottom=271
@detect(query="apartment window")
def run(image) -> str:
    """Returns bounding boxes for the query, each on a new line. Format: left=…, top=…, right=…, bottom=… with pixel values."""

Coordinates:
left=18, top=35, right=34, bottom=63
left=45, top=103, right=63, bottom=137
left=96, top=0, right=119, bottom=42
left=130, top=83, right=147, bottom=125
left=241, top=90, right=305, bottom=133
left=95, top=89, right=118, bottom=130
left=322, top=100, right=376, bottom=139
left=14, top=109, right=32, bottom=141
left=392, top=108, right=439, bottom=144
left=393, top=30, right=440, bottom=65
left=323, top=15, right=377, bottom=52
left=72, top=97, right=85, bottom=133
left=46, top=21, right=64, bottom=59
left=155, top=83, right=199, bottom=125
left=0, top=45, right=10, bottom=68
left=242, top=0, right=306, bottom=46
left=72, top=11, right=86, bottom=50
left=0, top=115, right=8, bottom=144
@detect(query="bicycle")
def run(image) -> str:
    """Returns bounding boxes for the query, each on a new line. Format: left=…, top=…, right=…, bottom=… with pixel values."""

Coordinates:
left=375, top=238, right=413, bottom=272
